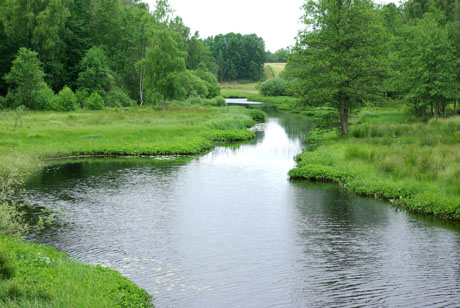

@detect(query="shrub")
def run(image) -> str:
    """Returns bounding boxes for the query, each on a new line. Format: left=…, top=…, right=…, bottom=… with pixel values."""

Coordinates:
left=106, top=88, right=135, bottom=107
left=259, top=77, right=287, bottom=96
left=75, top=89, right=90, bottom=108
left=203, top=96, right=226, bottom=107
left=186, top=95, right=204, bottom=105
left=249, top=109, right=266, bottom=121
left=85, top=92, right=104, bottom=110
left=35, top=85, right=55, bottom=110
left=52, top=86, right=78, bottom=111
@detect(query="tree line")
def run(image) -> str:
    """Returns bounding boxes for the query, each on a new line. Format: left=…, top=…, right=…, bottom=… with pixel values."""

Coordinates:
left=0, top=0, right=267, bottom=111
left=284, top=0, right=460, bottom=134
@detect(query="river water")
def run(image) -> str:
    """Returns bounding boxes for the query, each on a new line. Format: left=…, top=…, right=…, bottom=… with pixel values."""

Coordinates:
left=27, top=100, right=460, bottom=307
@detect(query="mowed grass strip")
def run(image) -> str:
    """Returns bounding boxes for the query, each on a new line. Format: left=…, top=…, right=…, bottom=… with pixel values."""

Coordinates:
left=0, top=106, right=257, bottom=175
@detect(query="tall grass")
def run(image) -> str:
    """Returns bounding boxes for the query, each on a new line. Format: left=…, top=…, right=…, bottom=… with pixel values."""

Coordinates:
left=290, top=112, right=460, bottom=221
left=0, top=106, right=258, bottom=175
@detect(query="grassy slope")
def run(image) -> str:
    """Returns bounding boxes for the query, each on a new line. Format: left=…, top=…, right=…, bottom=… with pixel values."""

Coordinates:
left=0, top=236, right=153, bottom=308
left=289, top=105, right=460, bottom=221
left=264, top=63, right=286, bottom=79
left=0, top=106, right=257, bottom=175
left=220, top=63, right=290, bottom=101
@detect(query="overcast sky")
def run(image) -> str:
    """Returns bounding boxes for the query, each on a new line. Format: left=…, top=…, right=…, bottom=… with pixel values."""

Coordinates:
left=145, top=0, right=400, bottom=52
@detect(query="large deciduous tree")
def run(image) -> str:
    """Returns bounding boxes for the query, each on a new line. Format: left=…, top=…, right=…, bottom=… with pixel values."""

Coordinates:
left=140, top=26, right=186, bottom=111
left=4, top=48, right=52, bottom=110
left=288, top=0, right=387, bottom=134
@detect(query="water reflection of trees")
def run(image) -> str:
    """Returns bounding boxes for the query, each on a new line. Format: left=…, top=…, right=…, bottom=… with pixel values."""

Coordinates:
left=26, top=158, right=191, bottom=191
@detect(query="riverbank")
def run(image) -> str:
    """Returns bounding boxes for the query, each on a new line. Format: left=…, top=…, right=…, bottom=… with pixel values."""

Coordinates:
left=289, top=105, right=460, bottom=221
left=0, top=236, right=153, bottom=307
left=0, top=105, right=262, bottom=307
left=0, top=105, right=259, bottom=175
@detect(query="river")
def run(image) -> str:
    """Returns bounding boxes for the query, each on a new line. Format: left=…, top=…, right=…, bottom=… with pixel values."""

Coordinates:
left=26, top=99, right=460, bottom=307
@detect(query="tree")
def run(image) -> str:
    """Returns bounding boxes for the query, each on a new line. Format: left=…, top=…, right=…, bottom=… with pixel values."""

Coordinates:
left=400, top=10, right=457, bottom=118
left=4, top=48, right=51, bottom=109
left=288, top=0, right=387, bottom=134
left=140, top=26, right=186, bottom=111
left=77, top=47, right=112, bottom=94
left=205, top=33, right=266, bottom=82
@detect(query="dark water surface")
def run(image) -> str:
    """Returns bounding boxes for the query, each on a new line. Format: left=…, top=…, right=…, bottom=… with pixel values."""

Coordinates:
left=27, top=100, right=460, bottom=307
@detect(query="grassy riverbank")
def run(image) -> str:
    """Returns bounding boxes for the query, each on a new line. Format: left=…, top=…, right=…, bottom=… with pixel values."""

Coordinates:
left=0, top=236, right=153, bottom=307
left=289, top=105, right=460, bottom=221
left=0, top=104, right=262, bottom=307
left=0, top=105, right=259, bottom=175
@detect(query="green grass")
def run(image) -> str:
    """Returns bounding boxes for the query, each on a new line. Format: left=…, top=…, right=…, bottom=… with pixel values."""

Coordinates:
left=290, top=105, right=460, bottom=221
left=220, top=82, right=259, bottom=98
left=0, top=105, right=258, bottom=175
left=264, top=63, right=286, bottom=79
left=0, top=236, right=153, bottom=307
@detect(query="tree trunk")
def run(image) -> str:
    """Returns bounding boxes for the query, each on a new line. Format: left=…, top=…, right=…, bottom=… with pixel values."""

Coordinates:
left=162, top=94, right=166, bottom=112
left=435, top=102, right=439, bottom=120
left=423, top=107, right=427, bottom=121
left=339, top=102, right=349, bottom=135
left=443, top=104, right=447, bottom=118
left=139, top=41, right=145, bottom=106
left=139, top=66, right=144, bottom=106
left=431, top=102, right=434, bottom=116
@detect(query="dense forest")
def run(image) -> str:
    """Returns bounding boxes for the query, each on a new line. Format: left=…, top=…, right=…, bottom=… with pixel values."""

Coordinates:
left=0, top=0, right=268, bottom=110
left=283, top=0, right=460, bottom=134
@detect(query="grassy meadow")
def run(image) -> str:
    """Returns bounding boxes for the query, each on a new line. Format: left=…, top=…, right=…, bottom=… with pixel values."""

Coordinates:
left=220, top=63, right=288, bottom=100
left=290, top=105, right=460, bottom=221
left=0, top=105, right=260, bottom=175
left=0, top=236, right=153, bottom=308
left=264, top=63, right=286, bottom=79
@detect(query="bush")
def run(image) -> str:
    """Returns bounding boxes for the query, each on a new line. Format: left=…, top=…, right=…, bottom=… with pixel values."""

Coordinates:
left=35, top=85, right=55, bottom=110
left=203, top=96, right=226, bottom=107
left=249, top=109, right=266, bottom=121
left=106, top=88, right=135, bottom=107
left=85, top=92, right=105, bottom=110
left=0, top=172, right=28, bottom=237
left=259, top=77, right=287, bottom=96
left=185, top=95, right=204, bottom=105
left=75, top=89, right=90, bottom=108
left=52, top=86, right=78, bottom=111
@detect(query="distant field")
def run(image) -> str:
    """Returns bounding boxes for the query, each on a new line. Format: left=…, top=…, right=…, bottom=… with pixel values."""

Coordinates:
left=220, top=63, right=287, bottom=98
left=220, top=82, right=259, bottom=98
left=264, top=63, right=286, bottom=79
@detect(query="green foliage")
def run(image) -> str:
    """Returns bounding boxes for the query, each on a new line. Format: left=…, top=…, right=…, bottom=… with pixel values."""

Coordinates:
left=399, top=10, right=457, bottom=118
left=0, top=247, right=16, bottom=280
left=52, top=86, right=78, bottom=112
left=85, top=92, right=105, bottom=110
left=259, top=77, right=287, bottom=96
left=106, top=88, right=135, bottom=108
left=290, top=109, right=460, bottom=221
left=4, top=48, right=50, bottom=110
left=249, top=109, right=266, bottom=121
left=141, top=25, right=187, bottom=110
left=266, top=48, right=290, bottom=63
left=77, top=47, right=112, bottom=94
left=287, top=0, right=387, bottom=134
left=205, top=33, right=266, bottom=81
left=0, top=236, right=154, bottom=307
left=0, top=106, right=257, bottom=174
